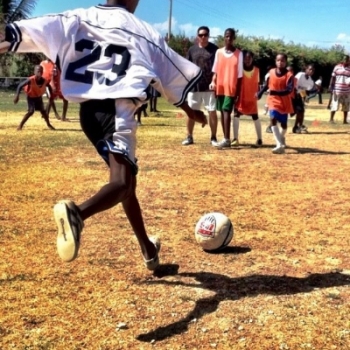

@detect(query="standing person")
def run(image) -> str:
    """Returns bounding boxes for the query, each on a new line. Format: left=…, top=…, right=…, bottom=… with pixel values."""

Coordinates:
left=47, top=64, right=70, bottom=121
left=233, top=50, right=262, bottom=146
left=182, top=26, right=218, bottom=146
left=149, top=86, right=161, bottom=114
left=0, top=0, right=207, bottom=268
left=14, top=65, right=55, bottom=131
left=211, top=28, right=243, bottom=148
left=329, top=55, right=350, bottom=124
left=292, top=64, right=315, bottom=133
left=258, top=53, right=294, bottom=154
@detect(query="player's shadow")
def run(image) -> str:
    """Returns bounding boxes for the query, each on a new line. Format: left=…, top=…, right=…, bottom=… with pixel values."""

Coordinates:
left=307, top=131, right=350, bottom=135
left=136, top=271, right=350, bottom=342
left=287, top=146, right=350, bottom=155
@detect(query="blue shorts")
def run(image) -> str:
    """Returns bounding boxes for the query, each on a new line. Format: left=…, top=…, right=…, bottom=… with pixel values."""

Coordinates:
left=269, top=110, right=288, bottom=124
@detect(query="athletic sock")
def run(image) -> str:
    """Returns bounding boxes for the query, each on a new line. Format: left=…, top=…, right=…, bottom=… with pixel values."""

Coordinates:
left=271, top=125, right=282, bottom=147
left=254, top=119, right=262, bottom=140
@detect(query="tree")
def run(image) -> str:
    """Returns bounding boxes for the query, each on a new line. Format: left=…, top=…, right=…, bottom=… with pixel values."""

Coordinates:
left=0, top=0, right=38, bottom=76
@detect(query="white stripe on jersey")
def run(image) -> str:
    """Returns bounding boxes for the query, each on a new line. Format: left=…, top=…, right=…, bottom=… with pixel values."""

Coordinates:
left=6, top=6, right=201, bottom=105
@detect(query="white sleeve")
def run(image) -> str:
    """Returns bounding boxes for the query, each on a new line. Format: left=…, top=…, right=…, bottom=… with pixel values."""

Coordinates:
left=237, top=51, right=243, bottom=78
left=5, top=15, right=76, bottom=62
left=149, top=37, right=201, bottom=106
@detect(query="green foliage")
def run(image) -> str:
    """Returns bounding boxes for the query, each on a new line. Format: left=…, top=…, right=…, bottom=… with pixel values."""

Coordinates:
left=14, top=53, right=45, bottom=77
left=168, top=32, right=346, bottom=87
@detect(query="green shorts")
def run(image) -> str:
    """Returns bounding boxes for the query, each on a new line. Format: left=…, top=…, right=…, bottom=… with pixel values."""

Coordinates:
left=216, top=95, right=235, bottom=112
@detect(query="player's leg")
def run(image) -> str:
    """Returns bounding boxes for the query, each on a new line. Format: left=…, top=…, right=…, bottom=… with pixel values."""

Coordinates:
left=270, top=111, right=285, bottom=154
left=204, top=92, right=218, bottom=145
left=252, top=114, right=262, bottom=146
left=329, top=94, right=338, bottom=123
left=231, top=110, right=240, bottom=147
left=182, top=92, right=198, bottom=145
left=38, top=98, right=55, bottom=130
left=61, top=98, right=69, bottom=121
left=17, top=97, right=35, bottom=130
left=215, top=96, right=232, bottom=148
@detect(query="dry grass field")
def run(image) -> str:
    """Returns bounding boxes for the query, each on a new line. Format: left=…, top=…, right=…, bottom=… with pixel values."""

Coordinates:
left=0, top=92, right=350, bottom=350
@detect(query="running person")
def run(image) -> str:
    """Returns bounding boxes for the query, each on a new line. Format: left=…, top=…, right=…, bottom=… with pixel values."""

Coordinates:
left=233, top=50, right=262, bottom=147
left=211, top=28, right=243, bottom=148
left=182, top=26, right=218, bottom=146
left=0, top=0, right=207, bottom=269
left=14, top=65, right=55, bottom=131
left=258, top=53, right=294, bottom=154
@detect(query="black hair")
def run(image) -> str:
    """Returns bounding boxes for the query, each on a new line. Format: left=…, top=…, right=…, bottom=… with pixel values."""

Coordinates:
left=224, top=28, right=236, bottom=38
left=243, top=50, right=254, bottom=58
left=197, top=26, right=210, bottom=34
left=276, top=53, right=288, bottom=61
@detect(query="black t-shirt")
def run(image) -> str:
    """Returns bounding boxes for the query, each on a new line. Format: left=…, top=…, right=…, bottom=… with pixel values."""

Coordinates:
left=187, top=42, right=218, bottom=92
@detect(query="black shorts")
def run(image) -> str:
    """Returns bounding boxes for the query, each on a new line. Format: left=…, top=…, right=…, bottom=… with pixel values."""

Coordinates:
left=293, top=93, right=305, bottom=113
left=79, top=99, right=138, bottom=175
left=27, top=96, right=44, bottom=112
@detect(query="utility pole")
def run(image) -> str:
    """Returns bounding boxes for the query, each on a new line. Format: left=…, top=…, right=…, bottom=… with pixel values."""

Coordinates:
left=168, top=0, right=173, bottom=42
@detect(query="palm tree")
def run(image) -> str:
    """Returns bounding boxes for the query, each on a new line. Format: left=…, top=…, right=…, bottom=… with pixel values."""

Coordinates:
left=0, top=0, right=39, bottom=76
left=1, top=0, right=38, bottom=23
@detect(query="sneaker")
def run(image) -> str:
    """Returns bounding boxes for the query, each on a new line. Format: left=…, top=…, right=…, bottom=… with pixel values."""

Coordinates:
left=215, top=138, right=231, bottom=148
left=256, top=139, right=263, bottom=147
left=292, top=126, right=301, bottom=134
left=182, top=135, right=194, bottom=145
left=231, top=139, right=239, bottom=147
left=137, top=121, right=142, bottom=126
left=54, top=200, right=84, bottom=262
left=281, top=136, right=286, bottom=147
left=329, top=120, right=335, bottom=124
left=272, top=145, right=285, bottom=154
left=210, top=137, right=218, bottom=146
left=48, top=124, right=56, bottom=130
left=143, top=236, right=161, bottom=271
left=300, top=125, right=308, bottom=133
left=266, top=126, right=272, bottom=133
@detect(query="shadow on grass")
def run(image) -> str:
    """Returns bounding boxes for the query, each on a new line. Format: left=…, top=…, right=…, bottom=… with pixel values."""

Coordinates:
left=287, top=146, right=350, bottom=155
left=307, top=131, right=350, bottom=135
left=137, top=270, right=350, bottom=342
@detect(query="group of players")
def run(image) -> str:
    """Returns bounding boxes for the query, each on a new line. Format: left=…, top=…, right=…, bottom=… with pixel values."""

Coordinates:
left=180, top=26, right=334, bottom=154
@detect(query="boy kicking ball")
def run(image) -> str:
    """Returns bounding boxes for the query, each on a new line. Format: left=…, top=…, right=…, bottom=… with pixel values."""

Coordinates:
left=0, top=0, right=206, bottom=269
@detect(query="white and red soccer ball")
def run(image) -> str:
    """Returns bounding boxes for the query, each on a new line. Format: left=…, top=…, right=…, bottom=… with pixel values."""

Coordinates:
left=195, top=212, right=234, bottom=251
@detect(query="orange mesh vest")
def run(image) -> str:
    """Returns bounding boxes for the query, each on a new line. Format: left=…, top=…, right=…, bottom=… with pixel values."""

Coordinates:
left=267, top=69, right=294, bottom=114
left=215, top=48, right=241, bottom=97
left=24, top=76, right=48, bottom=98
left=237, top=66, right=259, bottom=114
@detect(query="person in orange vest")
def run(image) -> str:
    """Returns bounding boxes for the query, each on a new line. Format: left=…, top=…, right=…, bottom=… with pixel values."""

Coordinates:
left=14, top=65, right=55, bottom=130
left=47, top=64, right=70, bottom=121
left=210, top=28, right=243, bottom=148
left=233, top=50, right=262, bottom=146
left=258, top=53, right=294, bottom=154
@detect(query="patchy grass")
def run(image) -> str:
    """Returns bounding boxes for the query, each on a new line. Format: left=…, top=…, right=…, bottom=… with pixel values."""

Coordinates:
left=0, top=92, right=350, bottom=349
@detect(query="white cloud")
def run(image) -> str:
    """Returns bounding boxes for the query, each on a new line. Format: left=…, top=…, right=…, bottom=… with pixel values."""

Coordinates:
left=153, top=17, right=178, bottom=34
left=337, top=33, right=350, bottom=41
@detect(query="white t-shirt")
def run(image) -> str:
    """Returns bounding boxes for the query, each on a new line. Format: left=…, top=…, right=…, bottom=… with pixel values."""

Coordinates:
left=6, top=5, right=201, bottom=106
left=295, top=72, right=315, bottom=93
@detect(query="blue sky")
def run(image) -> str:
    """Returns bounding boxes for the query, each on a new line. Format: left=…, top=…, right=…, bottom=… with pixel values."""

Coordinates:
left=32, top=0, right=350, bottom=51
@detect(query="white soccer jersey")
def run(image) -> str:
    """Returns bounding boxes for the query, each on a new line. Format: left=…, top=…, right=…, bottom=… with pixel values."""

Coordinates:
left=5, top=5, right=201, bottom=105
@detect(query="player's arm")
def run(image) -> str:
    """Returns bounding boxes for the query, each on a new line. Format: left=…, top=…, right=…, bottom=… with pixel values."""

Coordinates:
left=257, top=77, right=269, bottom=100
left=0, top=41, right=11, bottom=54
left=14, top=78, right=30, bottom=104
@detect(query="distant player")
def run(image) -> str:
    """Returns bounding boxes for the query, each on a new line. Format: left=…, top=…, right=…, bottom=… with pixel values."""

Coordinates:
left=258, top=53, right=294, bottom=154
left=293, top=64, right=315, bottom=133
left=0, top=0, right=207, bottom=269
left=211, top=28, right=243, bottom=148
left=14, top=65, right=55, bottom=131
left=47, top=64, right=70, bottom=121
left=233, top=50, right=262, bottom=147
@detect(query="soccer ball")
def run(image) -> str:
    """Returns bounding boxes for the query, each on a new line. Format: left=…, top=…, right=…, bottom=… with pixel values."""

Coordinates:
left=195, top=212, right=234, bottom=251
